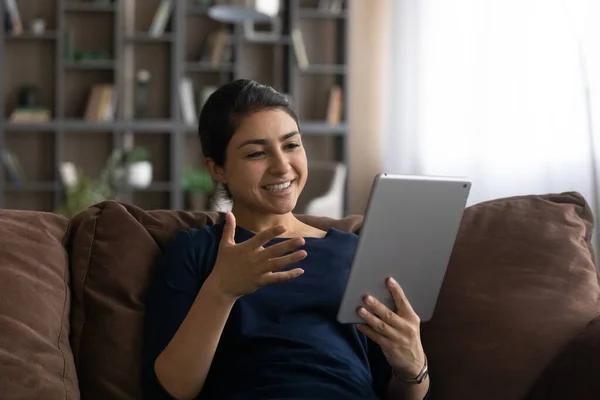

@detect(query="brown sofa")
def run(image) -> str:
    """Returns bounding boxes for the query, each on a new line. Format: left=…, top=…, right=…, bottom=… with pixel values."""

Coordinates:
left=0, top=191, right=599, bottom=400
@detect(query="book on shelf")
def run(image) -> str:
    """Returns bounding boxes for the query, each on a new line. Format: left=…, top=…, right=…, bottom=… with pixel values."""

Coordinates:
left=291, top=28, right=309, bottom=70
left=180, top=78, right=198, bottom=126
left=326, top=84, right=343, bottom=125
left=3, top=0, right=23, bottom=36
left=1, top=148, right=25, bottom=185
left=149, top=0, right=173, bottom=38
left=84, top=84, right=116, bottom=122
left=8, top=107, right=51, bottom=123
left=198, top=28, right=232, bottom=67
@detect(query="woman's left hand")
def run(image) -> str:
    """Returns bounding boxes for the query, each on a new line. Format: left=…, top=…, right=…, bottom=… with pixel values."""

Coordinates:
left=355, top=277, right=426, bottom=379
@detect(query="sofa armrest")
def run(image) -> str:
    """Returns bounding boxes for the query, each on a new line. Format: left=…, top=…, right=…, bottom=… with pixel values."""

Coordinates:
left=527, top=315, right=600, bottom=399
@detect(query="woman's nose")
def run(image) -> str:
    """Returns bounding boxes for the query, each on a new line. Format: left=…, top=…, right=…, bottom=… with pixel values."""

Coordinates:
left=269, top=153, right=291, bottom=175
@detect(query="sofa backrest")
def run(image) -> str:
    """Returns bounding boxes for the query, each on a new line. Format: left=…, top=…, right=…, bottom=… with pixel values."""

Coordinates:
left=66, top=201, right=363, bottom=400
left=0, top=210, right=80, bottom=400
left=1, top=192, right=599, bottom=400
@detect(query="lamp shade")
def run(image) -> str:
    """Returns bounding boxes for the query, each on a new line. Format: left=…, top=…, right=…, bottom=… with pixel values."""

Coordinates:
left=208, top=0, right=280, bottom=23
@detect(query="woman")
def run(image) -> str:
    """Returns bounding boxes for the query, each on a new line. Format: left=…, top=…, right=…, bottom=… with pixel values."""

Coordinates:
left=142, top=79, right=431, bottom=400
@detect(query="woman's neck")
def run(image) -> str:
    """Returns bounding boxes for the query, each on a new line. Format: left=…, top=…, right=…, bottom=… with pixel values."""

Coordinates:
left=230, top=205, right=300, bottom=237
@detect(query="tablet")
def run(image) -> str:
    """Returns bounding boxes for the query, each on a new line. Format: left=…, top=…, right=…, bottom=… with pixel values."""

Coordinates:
left=336, top=173, right=471, bottom=324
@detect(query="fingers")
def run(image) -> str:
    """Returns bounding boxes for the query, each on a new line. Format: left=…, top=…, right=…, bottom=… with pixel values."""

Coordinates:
left=266, top=249, right=308, bottom=272
left=221, top=212, right=237, bottom=245
left=261, top=268, right=305, bottom=285
left=361, top=294, right=407, bottom=331
left=357, top=304, right=400, bottom=340
left=387, top=277, right=419, bottom=322
left=248, top=225, right=287, bottom=247
left=260, top=237, right=305, bottom=260
left=356, top=323, right=392, bottom=347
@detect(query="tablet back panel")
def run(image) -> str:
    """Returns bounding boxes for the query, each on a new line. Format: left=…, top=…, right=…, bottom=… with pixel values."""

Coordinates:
left=337, top=174, right=471, bottom=324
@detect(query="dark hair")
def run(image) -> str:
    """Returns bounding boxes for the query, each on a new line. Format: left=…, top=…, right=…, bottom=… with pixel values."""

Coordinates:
left=198, top=79, right=299, bottom=167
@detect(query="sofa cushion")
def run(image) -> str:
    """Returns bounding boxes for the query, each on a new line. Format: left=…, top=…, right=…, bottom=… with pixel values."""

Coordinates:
left=420, top=192, right=600, bottom=400
left=67, top=200, right=363, bottom=400
left=527, top=315, right=600, bottom=399
left=0, top=210, right=79, bottom=399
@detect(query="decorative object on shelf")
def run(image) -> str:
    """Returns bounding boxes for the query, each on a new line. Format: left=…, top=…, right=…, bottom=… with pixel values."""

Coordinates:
left=181, top=168, right=215, bottom=211
left=8, top=84, right=51, bottom=123
left=56, top=162, right=113, bottom=218
left=74, top=50, right=111, bottom=63
left=101, top=146, right=153, bottom=192
left=18, top=85, right=40, bottom=107
left=124, top=147, right=153, bottom=189
left=135, top=69, right=151, bottom=119
left=208, top=0, right=280, bottom=23
left=30, top=16, right=46, bottom=35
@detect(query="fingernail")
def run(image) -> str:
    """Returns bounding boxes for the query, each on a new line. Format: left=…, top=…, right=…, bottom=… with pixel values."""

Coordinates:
left=357, top=307, right=367, bottom=316
left=388, top=277, right=397, bottom=286
left=365, top=295, right=374, bottom=304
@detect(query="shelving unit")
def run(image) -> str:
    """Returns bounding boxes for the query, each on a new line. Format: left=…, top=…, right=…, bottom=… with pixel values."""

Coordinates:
left=0, top=0, right=349, bottom=212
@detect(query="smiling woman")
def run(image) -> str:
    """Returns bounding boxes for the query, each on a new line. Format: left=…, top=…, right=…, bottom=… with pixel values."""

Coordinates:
left=141, top=79, right=431, bottom=400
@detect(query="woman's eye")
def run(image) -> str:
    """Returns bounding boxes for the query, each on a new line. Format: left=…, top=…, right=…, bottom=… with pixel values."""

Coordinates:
left=285, top=143, right=300, bottom=150
left=247, top=151, right=265, bottom=158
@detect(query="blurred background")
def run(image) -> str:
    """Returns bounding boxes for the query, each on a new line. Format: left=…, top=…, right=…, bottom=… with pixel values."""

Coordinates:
left=1, top=0, right=600, bottom=243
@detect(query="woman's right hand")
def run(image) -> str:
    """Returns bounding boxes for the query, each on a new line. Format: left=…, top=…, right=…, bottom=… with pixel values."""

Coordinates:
left=208, top=212, right=307, bottom=300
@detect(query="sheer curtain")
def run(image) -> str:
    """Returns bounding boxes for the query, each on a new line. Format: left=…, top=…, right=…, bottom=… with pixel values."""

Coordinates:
left=384, top=0, right=600, bottom=251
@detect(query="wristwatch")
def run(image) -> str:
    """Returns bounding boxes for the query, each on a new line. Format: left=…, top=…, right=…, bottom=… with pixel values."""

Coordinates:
left=392, top=356, right=429, bottom=384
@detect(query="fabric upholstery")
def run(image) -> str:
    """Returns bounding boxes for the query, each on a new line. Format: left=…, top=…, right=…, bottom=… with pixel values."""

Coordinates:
left=0, top=210, right=80, bottom=399
left=67, top=200, right=363, bottom=400
left=527, top=315, right=600, bottom=399
left=420, top=192, right=600, bottom=400
left=63, top=192, right=599, bottom=400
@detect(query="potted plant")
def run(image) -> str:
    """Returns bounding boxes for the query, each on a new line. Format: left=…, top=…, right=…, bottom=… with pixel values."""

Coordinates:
left=56, top=162, right=113, bottom=218
left=181, top=168, right=215, bottom=210
left=124, top=146, right=153, bottom=189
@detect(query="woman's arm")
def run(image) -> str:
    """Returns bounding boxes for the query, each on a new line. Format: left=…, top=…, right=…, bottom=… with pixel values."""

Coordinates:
left=154, top=275, right=236, bottom=400
left=387, top=374, right=430, bottom=400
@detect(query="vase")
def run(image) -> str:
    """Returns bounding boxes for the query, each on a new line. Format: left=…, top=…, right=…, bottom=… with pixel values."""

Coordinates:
left=127, top=161, right=153, bottom=189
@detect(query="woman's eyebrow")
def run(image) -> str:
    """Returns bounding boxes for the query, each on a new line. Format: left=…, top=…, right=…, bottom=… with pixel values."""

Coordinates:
left=237, top=131, right=299, bottom=149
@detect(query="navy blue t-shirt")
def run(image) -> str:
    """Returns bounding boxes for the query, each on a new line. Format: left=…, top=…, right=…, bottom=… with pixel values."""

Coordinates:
left=142, top=221, right=395, bottom=399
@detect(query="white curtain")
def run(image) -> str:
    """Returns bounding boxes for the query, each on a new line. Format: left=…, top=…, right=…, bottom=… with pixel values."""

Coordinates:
left=385, top=0, right=600, bottom=252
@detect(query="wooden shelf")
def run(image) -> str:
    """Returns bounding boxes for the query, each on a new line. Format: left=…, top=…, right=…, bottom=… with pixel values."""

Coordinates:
left=5, top=32, right=59, bottom=41
left=126, top=32, right=174, bottom=43
left=64, top=2, right=116, bottom=12
left=185, top=62, right=234, bottom=73
left=64, top=60, right=117, bottom=70
left=187, top=6, right=210, bottom=15
left=5, top=182, right=59, bottom=192
left=298, top=8, right=348, bottom=19
left=0, top=0, right=350, bottom=212
left=298, top=64, right=347, bottom=74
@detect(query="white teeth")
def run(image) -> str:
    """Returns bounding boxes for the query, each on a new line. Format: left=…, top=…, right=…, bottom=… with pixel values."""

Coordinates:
left=265, top=181, right=292, bottom=191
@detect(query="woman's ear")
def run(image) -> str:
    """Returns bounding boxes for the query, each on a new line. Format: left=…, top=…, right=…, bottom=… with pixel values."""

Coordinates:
left=204, top=158, right=227, bottom=185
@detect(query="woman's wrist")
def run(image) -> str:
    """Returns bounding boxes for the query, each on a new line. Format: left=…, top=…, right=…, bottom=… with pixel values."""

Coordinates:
left=392, top=355, right=429, bottom=384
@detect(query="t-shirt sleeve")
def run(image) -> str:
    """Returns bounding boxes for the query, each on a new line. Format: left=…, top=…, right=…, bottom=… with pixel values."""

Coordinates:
left=141, top=229, right=203, bottom=400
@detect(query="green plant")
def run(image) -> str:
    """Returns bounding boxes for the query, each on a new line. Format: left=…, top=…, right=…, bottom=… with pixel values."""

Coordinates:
left=124, top=146, right=149, bottom=164
left=55, top=167, right=113, bottom=218
left=181, top=168, right=215, bottom=193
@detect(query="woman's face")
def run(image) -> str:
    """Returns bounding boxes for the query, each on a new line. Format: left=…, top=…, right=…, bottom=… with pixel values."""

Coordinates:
left=214, top=108, right=308, bottom=215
